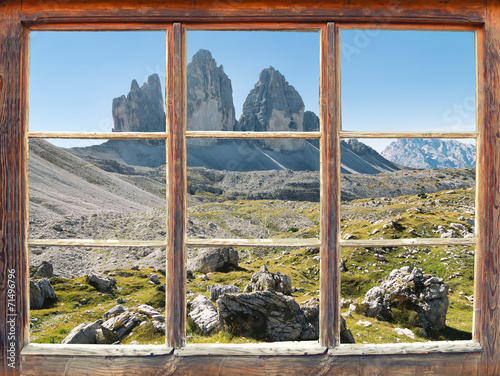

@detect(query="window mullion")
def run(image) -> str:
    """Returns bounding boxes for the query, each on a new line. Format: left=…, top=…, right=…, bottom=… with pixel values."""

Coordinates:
left=319, top=22, right=341, bottom=349
left=165, top=22, right=187, bottom=349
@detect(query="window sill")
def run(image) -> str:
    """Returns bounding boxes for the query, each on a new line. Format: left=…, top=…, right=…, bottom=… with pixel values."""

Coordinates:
left=329, top=340, right=482, bottom=356
left=174, top=341, right=326, bottom=356
left=21, top=343, right=173, bottom=357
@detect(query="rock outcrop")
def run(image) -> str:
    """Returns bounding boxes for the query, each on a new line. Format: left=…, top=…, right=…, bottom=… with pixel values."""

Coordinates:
left=361, top=266, right=449, bottom=330
left=187, top=247, right=239, bottom=273
left=112, top=74, right=166, bottom=133
left=208, top=284, right=242, bottom=301
left=188, top=294, right=221, bottom=334
left=243, top=265, right=292, bottom=295
left=217, top=290, right=314, bottom=341
left=303, top=111, right=319, bottom=132
left=86, top=273, right=117, bottom=293
left=62, top=304, right=163, bottom=344
left=187, top=49, right=237, bottom=146
left=239, top=67, right=306, bottom=152
left=30, top=278, right=57, bottom=310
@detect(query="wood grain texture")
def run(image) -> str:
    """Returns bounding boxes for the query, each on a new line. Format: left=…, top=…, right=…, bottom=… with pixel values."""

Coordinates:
left=28, top=131, right=168, bottom=139
left=319, top=23, right=340, bottom=349
left=0, top=1, right=25, bottom=375
left=186, top=131, right=321, bottom=139
left=340, top=238, right=476, bottom=248
left=165, top=23, right=186, bottom=349
left=20, top=351, right=480, bottom=375
left=476, top=1, right=500, bottom=375
left=186, top=238, right=320, bottom=247
left=20, top=0, right=485, bottom=24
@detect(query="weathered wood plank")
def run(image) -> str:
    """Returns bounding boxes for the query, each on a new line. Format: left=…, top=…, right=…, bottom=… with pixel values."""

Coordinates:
left=21, top=344, right=173, bottom=357
left=340, top=238, right=476, bottom=248
left=21, top=351, right=481, bottom=375
left=165, top=23, right=186, bottom=349
left=0, top=1, right=26, bottom=375
left=186, top=238, right=320, bottom=247
left=319, top=22, right=339, bottom=349
left=27, top=238, right=322, bottom=247
left=186, top=131, right=321, bottom=139
left=176, top=341, right=326, bottom=357
left=28, top=131, right=168, bottom=139
left=27, top=239, right=167, bottom=247
left=476, top=1, right=500, bottom=375
left=20, top=0, right=485, bottom=24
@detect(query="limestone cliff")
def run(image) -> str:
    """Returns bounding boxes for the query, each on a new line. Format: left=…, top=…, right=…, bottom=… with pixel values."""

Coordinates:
left=239, top=67, right=306, bottom=152
left=112, top=74, right=166, bottom=133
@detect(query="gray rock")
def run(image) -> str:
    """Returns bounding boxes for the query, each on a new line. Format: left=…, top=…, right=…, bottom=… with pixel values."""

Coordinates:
left=32, top=261, right=54, bottom=278
left=102, top=312, right=141, bottom=340
left=187, top=49, right=237, bottom=145
left=112, top=74, right=166, bottom=133
left=218, top=290, right=313, bottom=342
left=62, top=320, right=103, bottom=344
left=362, top=267, right=449, bottom=330
left=244, top=265, right=292, bottom=295
left=187, top=247, right=239, bottom=273
left=239, top=67, right=305, bottom=152
left=86, top=273, right=117, bottom=293
left=104, top=305, right=127, bottom=319
left=96, top=326, right=120, bottom=344
left=149, top=273, right=161, bottom=285
left=152, top=320, right=166, bottom=334
left=208, top=284, right=242, bottom=300
left=134, top=304, right=161, bottom=318
left=299, top=297, right=355, bottom=343
left=303, top=110, right=319, bottom=132
left=441, top=230, right=459, bottom=239
left=30, top=278, right=57, bottom=310
left=188, top=294, right=220, bottom=334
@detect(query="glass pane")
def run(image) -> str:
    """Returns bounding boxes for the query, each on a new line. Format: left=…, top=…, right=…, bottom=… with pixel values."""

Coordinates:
left=186, top=31, right=320, bottom=132
left=29, top=246, right=166, bottom=345
left=187, top=139, right=320, bottom=240
left=186, top=246, right=336, bottom=343
left=341, top=30, right=476, bottom=133
left=29, top=31, right=166, bottom=141
left=28, top=138, right=166, bottom=241
left=340, top=245, right=474, bottom=343
left=340, top=138, right=476, bottom=240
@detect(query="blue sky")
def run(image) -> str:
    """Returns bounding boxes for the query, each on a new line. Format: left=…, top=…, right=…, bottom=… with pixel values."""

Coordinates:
left=29, top=29, right=475, bottom=151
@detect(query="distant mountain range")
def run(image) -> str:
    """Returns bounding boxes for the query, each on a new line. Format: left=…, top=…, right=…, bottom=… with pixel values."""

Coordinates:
left=381, top=139, right=476, bottom=169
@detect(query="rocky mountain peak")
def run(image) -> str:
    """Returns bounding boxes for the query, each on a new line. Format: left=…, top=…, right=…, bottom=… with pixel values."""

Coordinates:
left=239, top=67, right=306, bottom=152
left=343, top=139, right=378, bottom=156
left=187, top=49, right=237, bottom=144
left=381, top=138, right=476, bottom=169
left=112, top=73, right=166, bottom=133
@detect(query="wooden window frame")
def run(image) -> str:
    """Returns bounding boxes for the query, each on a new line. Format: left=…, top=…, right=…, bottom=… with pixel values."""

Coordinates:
left=1, top=0, right=499, bottom=374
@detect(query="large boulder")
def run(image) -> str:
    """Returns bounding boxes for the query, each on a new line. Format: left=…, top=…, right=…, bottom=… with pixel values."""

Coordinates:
left=243, top=265, right=292, bottom=295
left=217, top=290, right=313, bottom=341
left=188, top=294, right=221, bottom=334
left=62, top=320, right=103, bottom=344
left=361, top=266, right=449, bottom=330
left=101, top=312, right=141, bottom=340
left=86, top=273, right=117, bottom=293
left=29, top=278, right=57, bottom=310
left=208, top=284, right=242, bottom=301
left=187, top=247, right=239, bottom=273
left=299, top=298, right=355, bottom=343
